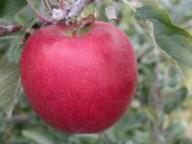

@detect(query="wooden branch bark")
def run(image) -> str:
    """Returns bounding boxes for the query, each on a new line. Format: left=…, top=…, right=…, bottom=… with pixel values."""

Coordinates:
left=67, top=0, right=94, bottom=18
left=0, top=25, right=23, bottom=37
left=0, top=0, right=95, bottom=37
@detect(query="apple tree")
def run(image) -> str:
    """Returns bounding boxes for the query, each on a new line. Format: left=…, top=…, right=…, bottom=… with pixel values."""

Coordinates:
left=0, top=0, right=192, bottom=143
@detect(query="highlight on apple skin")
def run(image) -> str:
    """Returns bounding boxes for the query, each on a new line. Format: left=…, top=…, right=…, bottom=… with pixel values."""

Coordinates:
left=21, top=21, right=138, bottom=134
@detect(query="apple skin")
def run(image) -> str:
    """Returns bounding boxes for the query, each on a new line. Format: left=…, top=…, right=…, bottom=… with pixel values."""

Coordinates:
left=21, top=21, right=137, bottom=134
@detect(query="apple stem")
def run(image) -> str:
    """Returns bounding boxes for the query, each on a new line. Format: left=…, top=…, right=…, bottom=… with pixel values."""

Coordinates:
left=72, top=31, right=77, bottom=37
left=0, top=25, right=23, bottom=37
left=69, top=14, right=95, bottom=32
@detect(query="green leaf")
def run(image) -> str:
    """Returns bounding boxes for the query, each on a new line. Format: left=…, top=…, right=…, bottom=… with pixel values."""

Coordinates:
left=0, top=59, right=22, bottom=118
left=163, top=86, right=187, bottom=114
left=4, top=36, right=23, bottom=63
left=22, top=129, right=54, bottom=144
left=135, top=5, right=192, bottom=89
left=165, top=123, right=187, bottom=141
left=14, top=5, right=35, bottom=26
left=0, top=0, right=27, bottom=19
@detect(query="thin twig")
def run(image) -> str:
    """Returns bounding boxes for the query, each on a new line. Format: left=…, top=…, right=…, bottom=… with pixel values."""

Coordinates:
left=26, top=0, right=53, bottom=23
left=43, top=0, right=52, bottom=11
left=8, top=114, right=29, bottom=123
left=137, top=45, right=153, bottom=62
left=0, top=25, right=23, bottom=37
left=152, top=48, right=164, bottom=144
left=151, top=40, right=165, bottom=144
left=59, top=0, right=65, bottom=10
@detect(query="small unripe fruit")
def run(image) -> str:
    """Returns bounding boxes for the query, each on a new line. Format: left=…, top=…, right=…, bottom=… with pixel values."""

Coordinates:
left=21, top=21, right=137, bottom=133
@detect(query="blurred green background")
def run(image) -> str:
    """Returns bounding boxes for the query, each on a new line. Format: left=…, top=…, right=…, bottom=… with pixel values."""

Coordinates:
left=0, top=0, right=192, bottom=143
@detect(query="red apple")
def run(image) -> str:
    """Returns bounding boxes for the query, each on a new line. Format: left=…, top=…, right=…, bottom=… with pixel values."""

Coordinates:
left=21, top=21, right=137, bottom=133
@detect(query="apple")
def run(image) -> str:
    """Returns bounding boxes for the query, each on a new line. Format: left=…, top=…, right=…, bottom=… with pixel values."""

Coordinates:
left=21, top=21, right=137, bottom=134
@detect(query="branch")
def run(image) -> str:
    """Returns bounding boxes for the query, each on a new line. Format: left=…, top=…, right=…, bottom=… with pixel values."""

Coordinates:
left=0, top=25, right=23, bottom=37
left=8, top=114, right=29, bottom=123
left=151, top=46, right=165, bottom=144
left=152, top=48, right=163, bottom=144
left=0, top=0, right=95, bottom=37
left=67, top=0, right=94, bottom=18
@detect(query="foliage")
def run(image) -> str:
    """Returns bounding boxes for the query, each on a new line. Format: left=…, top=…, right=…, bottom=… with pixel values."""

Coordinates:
left=136, top=4, right=192, bottom=89
left=0, top=0, right=192, bottom=143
